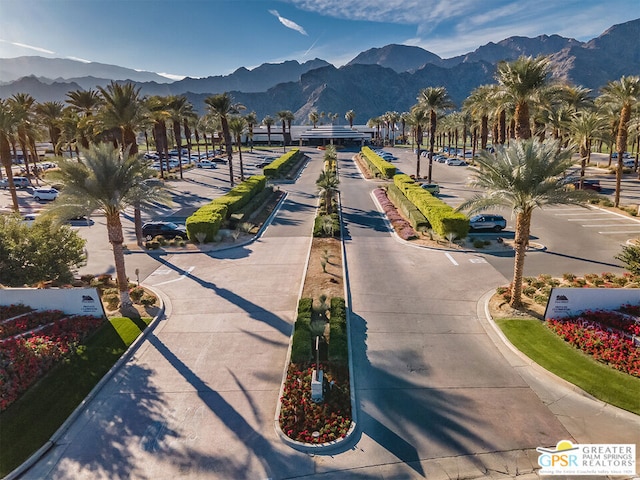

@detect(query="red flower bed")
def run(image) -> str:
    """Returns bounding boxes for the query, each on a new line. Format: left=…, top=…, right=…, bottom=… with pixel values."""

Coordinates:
left=374, top=189, right=417, bottom=240
left=0, top=304, right=34, bottom=322
left=546, top=314, right=640, bottom=377
left=0, top=313, right=106, bottom=411
left=0, top=310, right=67, bottom=340
left=279, top=363, right=351, bottom=444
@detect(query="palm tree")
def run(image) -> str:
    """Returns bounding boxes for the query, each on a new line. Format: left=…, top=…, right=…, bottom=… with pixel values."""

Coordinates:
left=8, top=93, right=39, bottom=180
left=309, top=111, right=319, bottom=128
left=316, top=170, right=339, bottom=216
left=97, top=81, right=148, bottom=244
left=145, top=95, right=172, bottom=178
left=244, top=111, right=257, bottom=151
left=35, top=101, right=64, bottom=155
left=97, top=81, right=145, bottom=154
left=168, top=95, right=194, bottom=179
left=48, top=143, right=168, bottom=308
left=345, top=110, right=355, bottom=128
left=568, top=110, right=606, bottom=188
left=228, top=115, right=247, bottom=181
left=457, top=139, right=595, bottom=307
left=66, top=88, right=102, bottom=149
left=406, top=106, right=429, bottom=178
left=599, top=76, right=640, bottom=206
left=416, top=86, right=455, bottom=183
left=262, top=115, right=274, bottom=146
left=205, top=93, right=245, bottom=187
left=0, top=100, right=20, bottom=211
left=276, top=110, right=288, bottom=151
left=495, top=55, right=553, bottom=140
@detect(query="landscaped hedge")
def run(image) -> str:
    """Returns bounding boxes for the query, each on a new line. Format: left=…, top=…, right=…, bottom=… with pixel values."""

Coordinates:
left=291, top=298, right=313, bottom=363
left=186, top=175, right=266, bottom=242
left=392, top=174, right=469, bottom=238
left=263, top=149, right=304, bottom=178
left=386, top=184, right=430, bottom=232
left=360, top=147, right=396, bottom=178
left=328, top=298, right=348, bottom=363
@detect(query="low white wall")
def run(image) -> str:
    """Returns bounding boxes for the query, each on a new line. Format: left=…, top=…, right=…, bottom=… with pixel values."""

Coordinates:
left=0, top=288, right=106, bottom=317
left=544, top=287, right=640, bottom=319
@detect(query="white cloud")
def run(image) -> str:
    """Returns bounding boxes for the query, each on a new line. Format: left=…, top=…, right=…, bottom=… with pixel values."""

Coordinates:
left=269, top=9, right=308, bottom=35
left=66, top=56, right=91, bottom=63
left=157, top=72, right=187, bottom=81
left=0, top=39, right=55, bottom=55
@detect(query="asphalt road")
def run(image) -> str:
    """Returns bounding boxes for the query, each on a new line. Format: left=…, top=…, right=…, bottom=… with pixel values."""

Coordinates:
left=9, top=147, right=640, bottom=479
left=386, top=147, right=640, bottom=278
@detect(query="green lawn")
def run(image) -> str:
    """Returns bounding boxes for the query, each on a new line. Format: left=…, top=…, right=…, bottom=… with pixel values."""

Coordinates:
left=0, top=316, right=152, bottom=477
left=497, top=318, right=640, bottom=415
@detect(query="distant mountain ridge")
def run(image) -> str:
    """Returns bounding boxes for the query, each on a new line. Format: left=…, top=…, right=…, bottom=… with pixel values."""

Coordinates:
left=0, top=18, right=638, bottom=124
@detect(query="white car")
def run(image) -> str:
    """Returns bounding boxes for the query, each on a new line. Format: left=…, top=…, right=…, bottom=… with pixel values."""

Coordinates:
left=32, top=187, right=59, bottom=201
left=445, top=158, right=467, bottom=166
left=622, top=158, right=635, bottom=168
left=196, top=159, right=217, bottom=169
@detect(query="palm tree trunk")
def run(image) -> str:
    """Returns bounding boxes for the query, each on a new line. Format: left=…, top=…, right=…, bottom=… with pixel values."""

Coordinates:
left=428, top=110, right=437, bottom=183
left=106, top=212, right=132, bottom=307
left=510, top=211, right=531, bottom=308
left=1, top=134, right=19, bottom=211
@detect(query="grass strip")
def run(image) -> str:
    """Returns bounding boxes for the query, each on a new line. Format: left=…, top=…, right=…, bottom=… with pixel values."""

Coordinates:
left=496, top=318, right=640, bottom=415
left=0, top=316, right=151, bottom=476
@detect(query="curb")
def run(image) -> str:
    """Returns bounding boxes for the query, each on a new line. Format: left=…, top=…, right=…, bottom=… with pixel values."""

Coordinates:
left=6, top=287, right=167, bottom=480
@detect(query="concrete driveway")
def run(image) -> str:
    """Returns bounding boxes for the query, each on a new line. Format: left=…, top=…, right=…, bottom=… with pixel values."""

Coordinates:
left=15, top=148, right=640, bottom=480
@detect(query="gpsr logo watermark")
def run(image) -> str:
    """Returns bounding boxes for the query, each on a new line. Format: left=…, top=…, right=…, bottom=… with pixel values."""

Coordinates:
left=537, top=440, right=636, bottom=476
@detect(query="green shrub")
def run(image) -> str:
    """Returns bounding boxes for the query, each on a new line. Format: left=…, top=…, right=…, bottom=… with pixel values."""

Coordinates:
left=291, top=298, right=313, bottom=363
left=313, top=213, right=340, bottom=238
left=361, top=147, right=396, bottom=178
left=129, top=286, right=145, bottom=302
left=263, top=149, right=303, bottom=178
left=103, top=293, right=119, bottom=310
left=473, top=238, right=486, bottom=248
left=328, top=298, right=348, bottom=363
left=140, top=294, right=157, bottom=306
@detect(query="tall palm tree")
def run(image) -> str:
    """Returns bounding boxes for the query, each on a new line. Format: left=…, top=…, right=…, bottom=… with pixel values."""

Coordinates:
left=244, top=111, right=257, bottom=151
left=316, top=169, right=339, bottom=216
left=457, top=139, right=595, bottom=307
left=205, top=93, right=245, bottom=187
left=168, top=95, right=194, bottom=179
left=262, top=115, right=274, bottom=147
left=145, top=95, right=172, bottom=178
left=8, top=93, right=39, bottom=180
left=406, top=106, right=429, bottom=178
left=97, top=81, right=148, bottom=244
left=35, top=101, right=64, bottom=155
left=66, top=88, right=102, bottom=149
left=599, top=76, right=640, bottom=206
left=276, top=110, right=293, bottom=151
left=0, top=100, right=20, bottom=211
left=416, top=86, right=454, bottom=183
left=345, top=110, right=355, bottom=128
left=48, top=143, right=168, bottom=307
left=228, top=115, right=247, bottom=181
left=495, top=55, right=553, bottom=140
left=568, top=110, right=606, bottom=187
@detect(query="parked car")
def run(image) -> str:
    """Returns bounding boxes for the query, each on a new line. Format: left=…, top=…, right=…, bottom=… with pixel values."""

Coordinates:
left=22, top=213, right=38, bottom=226
left=32, top=187, right=59, bottom=201
left=0, top=176, right=30, bottom=189
left=196, top=159, right=217, bottom=169
left=142, top=221, right=188, bottom=241
left=445, top=158, right=467, bottom=166
left=571, top=178, right=602, bottom=191
left=623, top=158, right=635, bottom=168
left=469, top=214, right=507, bottom=231
left=434, top=155, right=448, bottom=162
left=420, top=183, right=440, bottom=195
left=66, top=216, right=94, bottom=226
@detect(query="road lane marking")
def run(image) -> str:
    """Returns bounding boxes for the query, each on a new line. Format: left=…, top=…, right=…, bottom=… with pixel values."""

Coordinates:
left=152, top=266, right=195, bottom=286
left=445, top=252, right=458, bottom=265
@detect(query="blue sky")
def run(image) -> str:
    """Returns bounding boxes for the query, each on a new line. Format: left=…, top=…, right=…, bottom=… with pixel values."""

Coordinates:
left=0, top=0, right=637, bottom=81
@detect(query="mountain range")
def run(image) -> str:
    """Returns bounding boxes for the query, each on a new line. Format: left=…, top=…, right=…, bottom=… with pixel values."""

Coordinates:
left=0, top=18, right=638, bottom=124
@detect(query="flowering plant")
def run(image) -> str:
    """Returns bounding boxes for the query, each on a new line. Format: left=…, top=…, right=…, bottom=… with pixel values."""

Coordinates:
left=0, top=312, right=105, bottom=411
left=279, top=362, right=351, bottom=443
left=546, top=312, right=640, bottom=377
